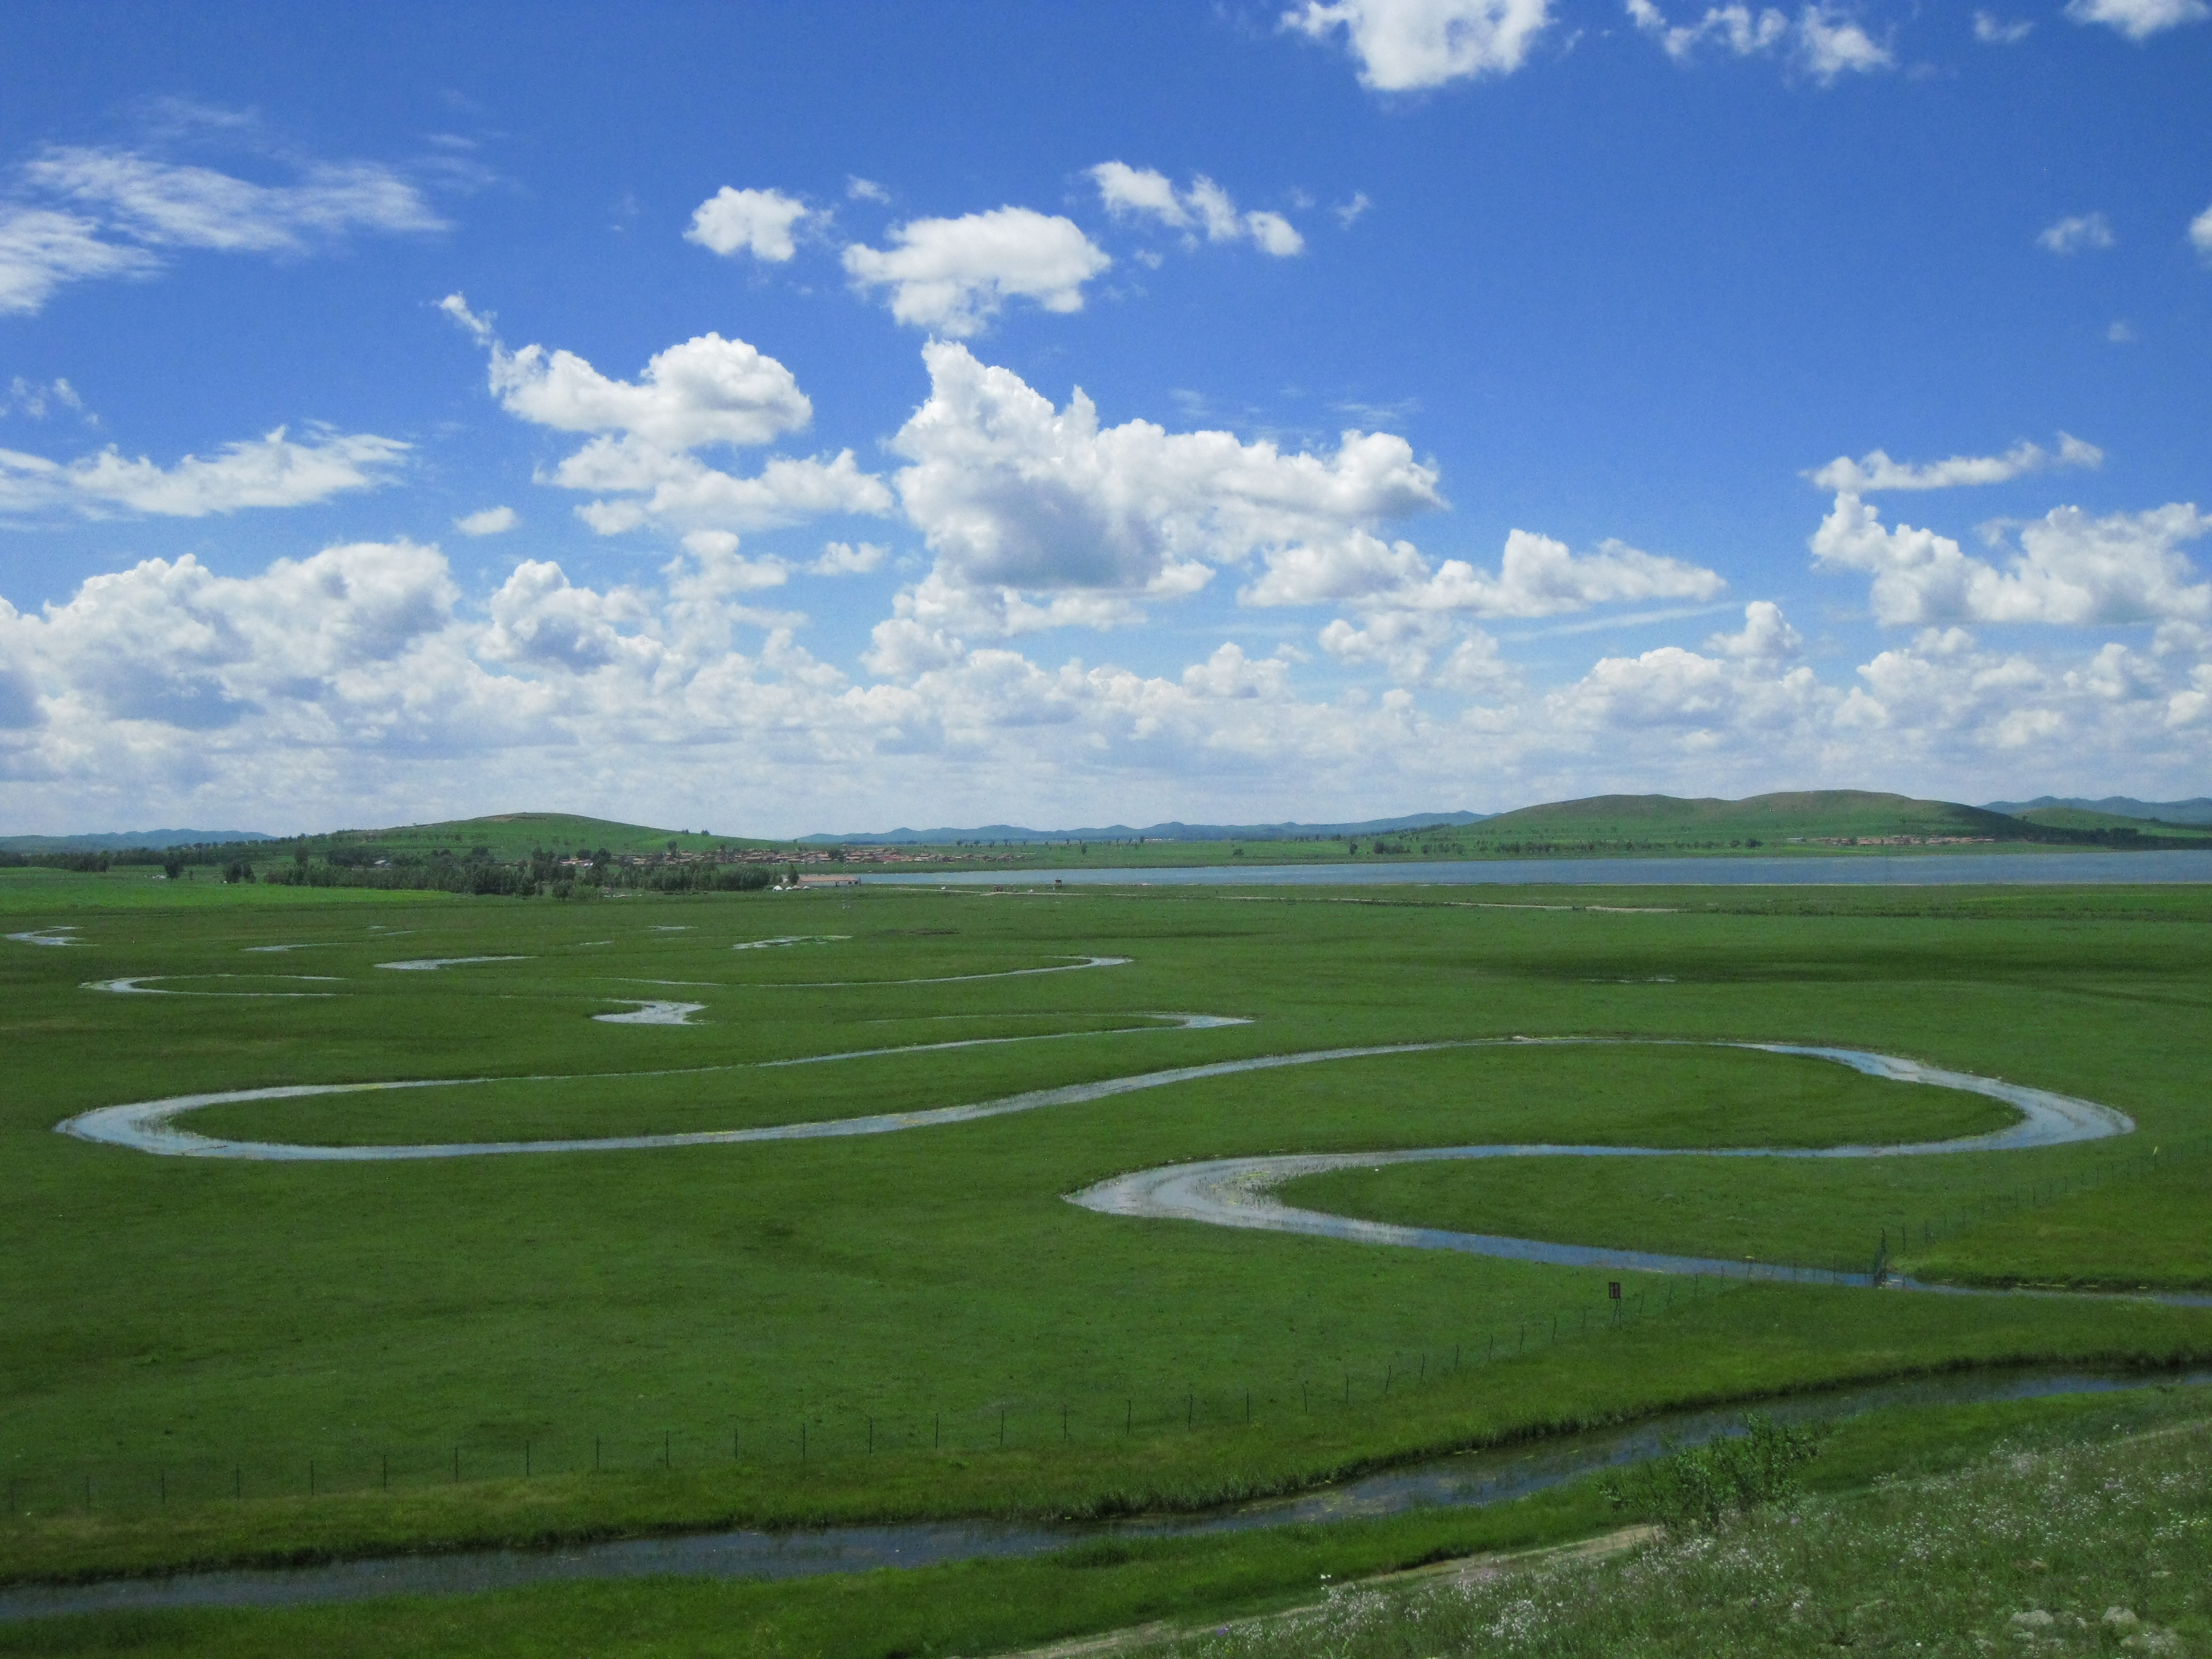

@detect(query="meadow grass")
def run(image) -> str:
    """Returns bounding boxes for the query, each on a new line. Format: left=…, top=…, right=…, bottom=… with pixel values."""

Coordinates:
left=2, top=877, right=2208, bottom=1587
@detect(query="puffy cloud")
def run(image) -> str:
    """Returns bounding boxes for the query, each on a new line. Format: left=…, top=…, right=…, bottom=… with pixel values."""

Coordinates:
left=1089, top=164, right=1305, bottom=256
left=0, top=426, right=406, bottom=519
left=1247, top=528, right=1726, bottom=617
left=842, top=207, right=1111, bottom=336
left=1809, top=434, right=2102, bottom=493
left=1181, top=642, right=1297, bottom=700
left=454, top=505, right=517, bottom=536
left=1811, top=493, right=2212, bottom=626
left=446, top=300, right=813, bottom=448
left=15, top=540, right=460, bottom=730
left=3, top=529, right=2207, bottom=836
left=1972, top=11, right=2034, bottom=41
left=2192, top=202, right=2212, bottom=263
left=811, top=540, right=886, bottom=575
left=1704, top=600, right=1803, bottom=662
left=1626, top=2, right=1892, bottom=80
left=483, top=560, right=658, bottom=673
left=1545, top=642, right=1824, bottom=741
left=441, top=295, right=890, bottom=536
left=1285, top=0, right=1554, bottom=89
left=2037, top=213, right=2115, bottom=254
left=685, top=187, right=818, bottom=263
left=846, top=177, right=891, bottom=204
left=2064, top=0, right=2208, bottom=38
left=888, top=341, right=1440, bottom=614
left=1319, top=610, right=1515, bottom=690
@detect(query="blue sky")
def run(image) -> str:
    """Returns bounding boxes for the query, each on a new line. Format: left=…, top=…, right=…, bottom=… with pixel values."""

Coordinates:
left=1, top=0, right=2207, bottom=836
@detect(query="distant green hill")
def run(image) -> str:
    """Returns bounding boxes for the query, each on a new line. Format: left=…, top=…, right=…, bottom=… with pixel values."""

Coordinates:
left=2006, top=805, right=2208, bottom=839
left=1985, top=796, right=2212, bottom=827
left=1448, top=791, right=2040, bottom=851
left=306, top=813, right=784, bottom=862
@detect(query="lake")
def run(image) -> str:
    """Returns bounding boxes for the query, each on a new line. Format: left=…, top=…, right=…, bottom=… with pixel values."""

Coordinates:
left=859, top=850, right=2212, bottom=888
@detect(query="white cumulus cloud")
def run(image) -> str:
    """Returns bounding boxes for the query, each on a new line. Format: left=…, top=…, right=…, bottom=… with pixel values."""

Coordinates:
left=887, top=341, right=1441, bottom=622
left=842, top=207, right=1110, bottom=336
left=441, top=295, right=890, bottom=536
left=685, top=187, right=819, bottom=263
left=454, top=506, right=517, bottom=536
left=1809, top=434, right=2102, bottom=494
left=2063, top=0, right=2208, bottom=38
left=2037, top=212, right=2115, bottom=254
left=1704, top=599, right=1803, bottom=662
left=1811, top=493, right=2212, bottom=627
left=1246, top=527, right=1727, bottom=617
left=1090, top=164, right=1305, bottom=256
left=1973, top=10, right=2034, bottom=41
left=1285, top=0, right=1554, bottom=89
left=2191, top=202, right=2212, bottom=263
left=811, top=540, right=886, bottom=575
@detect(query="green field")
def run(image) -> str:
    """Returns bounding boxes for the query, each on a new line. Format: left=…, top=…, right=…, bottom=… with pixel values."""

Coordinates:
left=2, top=870, right=2208, bottom=1650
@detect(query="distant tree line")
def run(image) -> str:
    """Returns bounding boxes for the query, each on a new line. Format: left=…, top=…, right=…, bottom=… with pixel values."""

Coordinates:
left=4, top=838, right=785, bottom=898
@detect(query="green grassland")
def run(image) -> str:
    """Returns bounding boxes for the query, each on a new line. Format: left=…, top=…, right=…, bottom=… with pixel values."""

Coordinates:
left=1, top=874, right=2208, bottom=1614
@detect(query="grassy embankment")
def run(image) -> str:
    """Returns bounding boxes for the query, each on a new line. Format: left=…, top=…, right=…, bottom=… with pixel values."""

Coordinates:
left=1, top=876, right=2207, bottom=1595
left=5, top=1386, right=2205, bottom=1658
